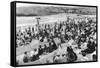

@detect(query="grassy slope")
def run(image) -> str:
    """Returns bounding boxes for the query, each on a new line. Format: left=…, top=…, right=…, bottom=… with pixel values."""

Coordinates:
left=16, top=6, right=96, bottom=16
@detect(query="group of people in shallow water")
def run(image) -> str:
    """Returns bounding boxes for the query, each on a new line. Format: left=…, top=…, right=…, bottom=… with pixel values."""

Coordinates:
left=16, top=16, right=97, bottom=65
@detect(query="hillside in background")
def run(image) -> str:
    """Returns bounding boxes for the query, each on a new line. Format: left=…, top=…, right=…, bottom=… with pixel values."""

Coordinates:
left=16, top=6, right=96, bottom=16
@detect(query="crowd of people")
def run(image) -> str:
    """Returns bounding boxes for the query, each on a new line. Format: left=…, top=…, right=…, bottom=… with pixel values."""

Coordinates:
left=16, top=16, right=97, bottom=65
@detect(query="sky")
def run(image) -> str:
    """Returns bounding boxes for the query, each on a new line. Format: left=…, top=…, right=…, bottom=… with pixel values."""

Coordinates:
left=16, top=3, right=76, bottom=8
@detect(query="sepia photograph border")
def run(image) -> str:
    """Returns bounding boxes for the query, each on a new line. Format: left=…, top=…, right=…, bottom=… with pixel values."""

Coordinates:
left=10, top=1, right=98, bottom=67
